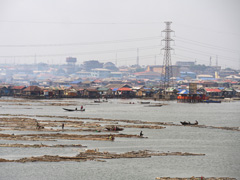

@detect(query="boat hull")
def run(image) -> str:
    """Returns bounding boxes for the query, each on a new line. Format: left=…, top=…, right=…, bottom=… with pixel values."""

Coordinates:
left=63, top=108, right=85, bottom=111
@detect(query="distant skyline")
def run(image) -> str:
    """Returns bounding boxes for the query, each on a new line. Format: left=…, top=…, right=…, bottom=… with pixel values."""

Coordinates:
left=0, top=0, right=239, bottom=69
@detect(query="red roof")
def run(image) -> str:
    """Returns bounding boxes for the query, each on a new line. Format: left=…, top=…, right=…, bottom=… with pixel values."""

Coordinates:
left=23, top=86, right=42, bottom=92
left=12, top=86, right=26, bottom=90
left=86, top=88, right=98, bottom=92
left=117, top=87, right=132, bottom=91
left=205, top=88, right=221, bottom=92
left=94, top=79, right=102, bottom=83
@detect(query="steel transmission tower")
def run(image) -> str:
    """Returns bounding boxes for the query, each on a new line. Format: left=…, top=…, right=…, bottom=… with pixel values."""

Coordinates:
left=161, top=21, right=174, bottom=88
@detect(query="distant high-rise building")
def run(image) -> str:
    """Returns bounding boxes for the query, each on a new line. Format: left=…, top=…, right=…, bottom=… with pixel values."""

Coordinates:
left=176, top=61, right=195, bottom=67
left=83, top=60, right=103, bottom=71
left=66, top=57, right=77, bottom=74
left=66, top=57, right=77, bottom=66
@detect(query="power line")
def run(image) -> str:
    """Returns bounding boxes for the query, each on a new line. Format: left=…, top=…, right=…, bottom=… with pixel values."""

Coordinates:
left=0, top=45, right=161, bottom=58
left=0, top=53, right=162, bottom=64
left=0, top=36, right=161, bottom=47
left=176, top=45, right=238, bottom=62
left=175, top=36, right=239, bottom=53
left=175, top=23, right=240, bottom=37
left=1, top=20, right=239, bottom=37
left=172, top=54, right=210, bottom=64
left=98, top=54, right=161, bottom=62
left=176, top=38, right=238, bottom=53
left=0, top=20, right=165, bottom=25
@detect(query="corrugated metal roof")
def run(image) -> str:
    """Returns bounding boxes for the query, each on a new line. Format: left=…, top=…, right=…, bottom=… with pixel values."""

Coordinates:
left=223, top=88, right=234, bottom=92
left=117, top=87, right=133, bottom=91
left=97, top=87, right=109, bottom=91
left=71, top=80, right=82, bottom=84
left=49, top=87, right=65, bottom=90
left=12, top=86, right=26, bottom=90
left=112, top=88, right=118, bottom=91
left=23, top=86, right=42, bottom=92
left=205, top=88, right=221, bottom=92
left=178, top=89, right=201, bottom=94
left=178, top=89, right=189, bottom=94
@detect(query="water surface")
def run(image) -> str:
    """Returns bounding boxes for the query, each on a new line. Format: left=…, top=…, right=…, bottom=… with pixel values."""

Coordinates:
left=0, top=98, right=239, bottom=179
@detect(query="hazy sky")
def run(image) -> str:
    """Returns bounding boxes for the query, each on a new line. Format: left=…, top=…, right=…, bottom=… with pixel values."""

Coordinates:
left=0, top=0, right=239, bottom=69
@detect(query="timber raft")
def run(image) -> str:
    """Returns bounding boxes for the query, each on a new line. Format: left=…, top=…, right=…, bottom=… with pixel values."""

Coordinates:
left=0, top=143, right=86, bottom=148
left=156, top=177, right=236, bottom=180
left=0, top=114, right=239, bottom=132
left=0, top=150, right=205, bottom=163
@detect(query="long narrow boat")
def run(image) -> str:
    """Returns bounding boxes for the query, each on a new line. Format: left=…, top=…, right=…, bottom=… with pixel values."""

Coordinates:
left=140, top=101, right=150, bottom=104
left=146, top=104, right=162, bottom=107
left=202, top=100, right=221, bottom=103
left=63, top=108, right=85, bottom=111
left=94, top=100, right=108, bottom=103
left=180, top=121, right=198, bottom=125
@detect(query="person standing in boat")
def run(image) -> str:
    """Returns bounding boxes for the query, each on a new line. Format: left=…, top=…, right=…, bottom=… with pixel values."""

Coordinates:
left=36, top=121, right=40, bottom=129
left=81, top=105, right=83, bottom=110
left=62, top=123, right=64, bottom=130
left=140, top=131, right=143, bottom=137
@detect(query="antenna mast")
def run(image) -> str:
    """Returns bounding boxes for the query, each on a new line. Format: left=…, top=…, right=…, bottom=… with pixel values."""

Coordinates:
left=216, top=55, right=218, bottom=66
left=137, top=48, right=139, bottom=66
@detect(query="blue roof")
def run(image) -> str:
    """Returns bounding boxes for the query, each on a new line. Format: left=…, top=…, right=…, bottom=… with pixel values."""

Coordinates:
left=177, top=88, right=182, bottom=92
left=112, top=88, right=118, bottom=92
left=178, top=89, right=189, bottom=94
left=180, top=71, right=196, bottom=74
left=62, top=85, right=72, bottom=88
left=178, top=89, right=201, bottom=94
left=198, top=77, right=215, bottom=80
left=175, top=77, right=184, bottom=81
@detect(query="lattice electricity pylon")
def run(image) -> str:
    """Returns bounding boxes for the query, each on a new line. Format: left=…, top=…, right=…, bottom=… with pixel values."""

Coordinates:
left=161, top=21, right=174, bottom=88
